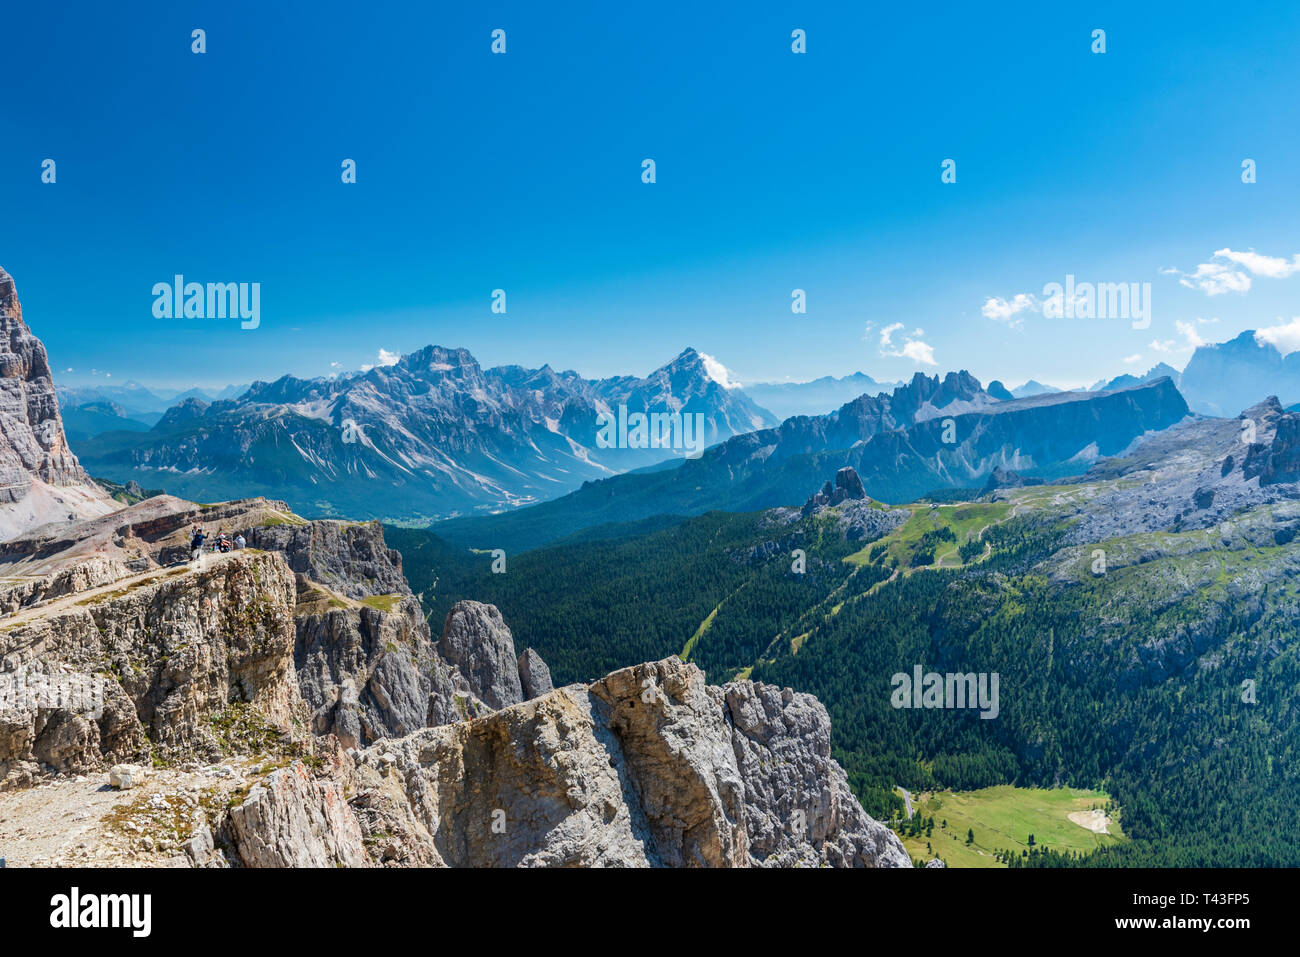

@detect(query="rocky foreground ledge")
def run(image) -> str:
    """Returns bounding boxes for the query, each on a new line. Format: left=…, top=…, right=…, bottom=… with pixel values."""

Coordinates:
left=225, top=656, right=908, bottom=868
left=0, top=494, right=906, bottom=868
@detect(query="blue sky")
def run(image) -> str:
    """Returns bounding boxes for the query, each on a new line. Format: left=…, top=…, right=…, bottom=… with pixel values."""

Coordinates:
left=4, top=1, right=1300, bottom=392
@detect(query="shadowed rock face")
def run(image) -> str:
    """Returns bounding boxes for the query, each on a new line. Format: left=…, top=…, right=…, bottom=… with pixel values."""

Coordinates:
left=436, top=601, right=525, bottom=710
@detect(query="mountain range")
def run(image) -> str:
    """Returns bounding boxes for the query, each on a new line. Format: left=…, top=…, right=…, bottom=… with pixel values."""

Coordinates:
left=741, top=372, right=901, bottom=420
left=431, top=371, right=1191, bottom=552
left=73, top=344, right=778, bottom=521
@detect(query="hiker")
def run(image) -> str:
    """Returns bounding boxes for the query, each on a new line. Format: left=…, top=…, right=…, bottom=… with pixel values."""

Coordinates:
left=234, top=533, right=246, bottom=549
left=189, top=527, right=206, bottom=562
left=218, top=533, right=231, bottom=554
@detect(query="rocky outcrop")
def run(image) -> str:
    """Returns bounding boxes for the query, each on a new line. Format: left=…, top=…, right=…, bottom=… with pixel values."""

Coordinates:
left=802, top=466, right=870, bottom=516
left=1243, top=400, right=1300, bottom=485
left=0, top=551, right=301, bottom=785
left=0, top=478, right=902, bottom=867
left=244, top=520, right=412, bottom=600
left=226, top=760, right=367, bottom=867
left=517, top=648, right=553, bottom=700
left=982, top=466, right=1044, bottom=492
left=293, top=590, right=487, bottom=749
left=436, top=601, right=525, bottom=710
left=724, top=679, right=907, bottom=867
left=0, top=266, right=115, bottom=540
left=314, top=657, right=909, bottom=868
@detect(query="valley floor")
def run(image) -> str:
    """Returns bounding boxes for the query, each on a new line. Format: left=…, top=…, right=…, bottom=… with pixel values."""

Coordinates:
left=899, top=785, right=1124, bottom=868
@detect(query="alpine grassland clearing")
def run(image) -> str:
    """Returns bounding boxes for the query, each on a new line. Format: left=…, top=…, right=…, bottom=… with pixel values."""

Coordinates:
left=899, top=785, right=1124, bottom=867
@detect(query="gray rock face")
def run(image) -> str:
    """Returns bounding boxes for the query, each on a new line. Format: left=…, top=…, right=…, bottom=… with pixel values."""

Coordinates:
left=226, top=760, right=367, bottom=867
left=244, top=520, right=411, bottom=599
left=330, top=657, right=909, bottom=868
left=0, top=268, right=90, bottom=492
left=0, top=551, right=300, bottom=782
left=436, top=601, right=524, bottom=710
left=802, top=467, right=871, bottom=516
left=0, top=267, right=114, bottom=540
left=723, top=679, right=910, bottom=867
left=517, top=648, right=554, bottom=700
left=293, top=593, right=486, bottom=749
left=1243, top=401, right=1300, bottom=484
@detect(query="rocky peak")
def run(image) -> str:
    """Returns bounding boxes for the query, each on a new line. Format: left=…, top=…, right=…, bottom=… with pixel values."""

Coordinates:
left=1242, top=397, right=1300, bottom=484
left=802, top=466, right=870, bottom=515
left=0, top=266, right=114, bottom=540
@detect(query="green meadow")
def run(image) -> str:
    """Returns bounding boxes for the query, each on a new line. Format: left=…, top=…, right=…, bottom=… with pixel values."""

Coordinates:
left=898, top=785, right=1125, bottom=868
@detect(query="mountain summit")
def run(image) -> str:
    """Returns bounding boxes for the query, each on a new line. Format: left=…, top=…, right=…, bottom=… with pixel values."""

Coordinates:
left=0, top=267, right=114, bottom=540
left=76, top=340, right=778, bottom=521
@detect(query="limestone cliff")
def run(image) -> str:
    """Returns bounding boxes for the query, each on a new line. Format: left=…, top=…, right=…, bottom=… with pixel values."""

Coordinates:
left=0, top=493, right=906, bottom=868
left=0, top=266, right=115, bottom=540
left=222, top=658, right=908, bottom=868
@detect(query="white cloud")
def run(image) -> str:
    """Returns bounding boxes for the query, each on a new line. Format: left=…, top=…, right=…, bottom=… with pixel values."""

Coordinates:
left=1255, top=317, right=1300, bottom=357
left=1174, top=318, right=1224, bottom=349
left=982, top=293, right=1039, bottom=325
left=879, top=322, right=937, bottom=365
left=1175, top=319, right=1207, bottom=348
left=898, top=340, right=937, bottom=365
left=1216, top=248, right=1300, bottom=279
left=698, top=351, right=741, bottom=389
left=1148, top=339, right=1178, bottom=353
left=1122, top=354, right=1143, bottom=364
left=1171, top=247, right=1300, bottom=296
left=361, top=349, right=402, bottom=373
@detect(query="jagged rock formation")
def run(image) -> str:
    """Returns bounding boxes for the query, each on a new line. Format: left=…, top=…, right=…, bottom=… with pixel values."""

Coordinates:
left=0, top=486, right=906, bottom=867
left=0, top=550, right=299, bottom=786
left=226, top=760, right=367, bottom=868
left=1242, top=399, right=1300, bottom=485
left=0, top=493, right=543, bottom=766
left=231, top=657, right=908, bottom=868
left=436, top=601, right=525, bottom=710
left=0, top=267, right=115, bottom=540
left=517, top=648, right=553, bottom=700
left=802, top=466, right=869, bottom=516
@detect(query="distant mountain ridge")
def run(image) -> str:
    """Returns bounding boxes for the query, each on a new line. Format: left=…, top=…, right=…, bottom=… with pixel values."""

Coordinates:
left=742, top=372, right=901, bottom=420
left=74, top=345, right=779, bottom=521
left=432, top=373, right=1191, bottom=551
left=1178, top=330, right=1300, bottom=416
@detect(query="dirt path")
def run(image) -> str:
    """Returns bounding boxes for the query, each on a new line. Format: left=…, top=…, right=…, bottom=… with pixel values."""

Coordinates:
left=1, top=551, right=241, bottom=629
left=0, top=759, right=259, bottom=867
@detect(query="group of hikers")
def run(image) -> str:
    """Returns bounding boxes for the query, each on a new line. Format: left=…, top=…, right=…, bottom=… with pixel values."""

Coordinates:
left=189, top=525, right=246, bottom=562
